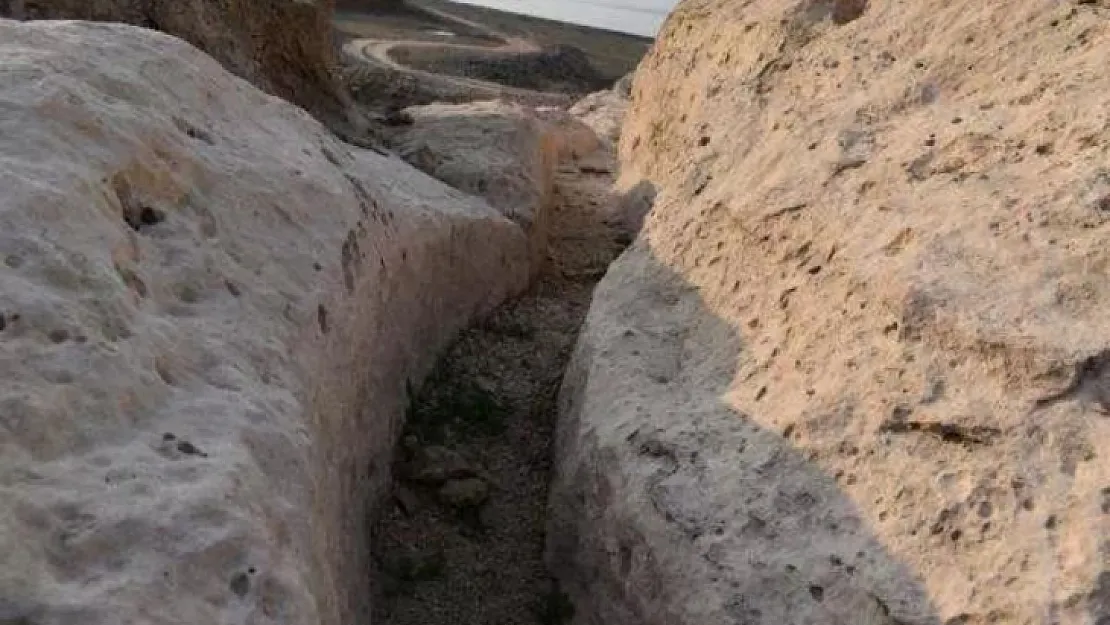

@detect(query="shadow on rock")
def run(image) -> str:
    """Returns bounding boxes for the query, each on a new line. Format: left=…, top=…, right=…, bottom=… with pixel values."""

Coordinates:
left=611, top=179, right=656, bottom=242
left=546, top=242, right=943, bottom=625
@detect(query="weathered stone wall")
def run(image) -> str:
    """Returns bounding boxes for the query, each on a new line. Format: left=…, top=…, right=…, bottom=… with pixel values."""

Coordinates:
left=1, top=0, right=351, bottom=131
left=548, top=1, right=1110, bottom=623
left=0, top=20, right=530, bottom=625
left=387, top=101, right=564, bottom=277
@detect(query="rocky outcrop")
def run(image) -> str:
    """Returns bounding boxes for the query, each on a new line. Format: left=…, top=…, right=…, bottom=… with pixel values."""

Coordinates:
left=0, top=19, right=529, bottom=625
left=612, top=73, right=634, bottom=99
left=387, top=102, right=562, bottom=276
left=609, top=179, right=656, bottom=239
left=534, top=106, right=604, bottom=162
left=568, top=83, right=630, bottom=146
left=549, top=1, right=1110, bottom=624
left=0, top=0, right=352, bottom=132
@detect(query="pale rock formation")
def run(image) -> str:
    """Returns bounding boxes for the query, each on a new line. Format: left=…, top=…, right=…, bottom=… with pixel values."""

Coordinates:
left=0, top=19, right=529, bottom=625
left=387, top=101, right=562, bottom=276
left=0, top=0, right=353, bottom=132
left=568, top=83, right=631, bottom=146
left=610, top=178, right=657, bottom=239
left=612, top=73, right=634, bottom=99
left=534, top=106, right=604, bottom=162
left=549, top=1, right=1110, bottom=624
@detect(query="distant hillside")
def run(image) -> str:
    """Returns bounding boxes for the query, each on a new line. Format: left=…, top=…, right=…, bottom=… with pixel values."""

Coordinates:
left=413, top=0, right=651, bottom=80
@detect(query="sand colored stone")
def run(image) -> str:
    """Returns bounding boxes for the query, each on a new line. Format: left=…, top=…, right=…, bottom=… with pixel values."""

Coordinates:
left=568, top=85, right=629, bottom=147
left=387, top=101, right=562, bottom=276
left=548, top=1, right=1110, bottom=624
left=0, top=19, right=529, bottom=625
left=0, top=0, right=352, bottom=131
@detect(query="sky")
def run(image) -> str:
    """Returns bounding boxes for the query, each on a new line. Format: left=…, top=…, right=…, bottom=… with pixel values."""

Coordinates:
left=450, top=0, right=677, bottom=37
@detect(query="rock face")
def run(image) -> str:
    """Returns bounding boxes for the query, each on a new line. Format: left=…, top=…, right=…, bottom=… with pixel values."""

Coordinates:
left=549, top=1, right=1110, bottom=625
left=568, top=84, right=630, bottom=146
left=0, top=19, right=529, bottom=625
left=387, top=102, right=562, bottom=276
left=533, top=106, right=604, bottom=162
left=387, top=44, right=609, bottom=95
left=0, top=0, right=351, bottom=131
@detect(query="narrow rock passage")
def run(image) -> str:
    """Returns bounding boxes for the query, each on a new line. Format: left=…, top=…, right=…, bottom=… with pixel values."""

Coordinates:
left=370, top=154, right=626, bottom=625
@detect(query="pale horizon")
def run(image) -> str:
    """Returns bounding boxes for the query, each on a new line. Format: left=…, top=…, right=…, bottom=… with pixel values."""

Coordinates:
left=448, top=0, right=677, bottom=37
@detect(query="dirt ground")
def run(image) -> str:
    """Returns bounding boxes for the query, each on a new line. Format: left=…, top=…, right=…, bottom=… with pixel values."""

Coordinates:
left=334, top=6, right=498, bottom=46
left=369, top=154, right=626, bottom=625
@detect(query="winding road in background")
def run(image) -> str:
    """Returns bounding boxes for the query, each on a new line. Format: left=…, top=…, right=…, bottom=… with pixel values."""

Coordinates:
left=341, top=2, right=571, bottom=106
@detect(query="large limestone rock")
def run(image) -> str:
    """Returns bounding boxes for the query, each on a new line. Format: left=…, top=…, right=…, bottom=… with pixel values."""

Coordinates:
left=0, top=19, right=529, bottom=625
left=0, top=0, right=351, bottom=131
left=387, top=101, right=562, bottom=275
left=568, top=82, right=631, bottom=146
left=533, top=106, right=604, bottom=162
left=549, top=1, right=1110, bottom=624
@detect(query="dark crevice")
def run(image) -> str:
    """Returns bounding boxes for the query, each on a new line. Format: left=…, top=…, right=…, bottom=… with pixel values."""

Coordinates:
left=878, top=420, right=1000, bottom=447
left=369, top=159, right=624, bottom=625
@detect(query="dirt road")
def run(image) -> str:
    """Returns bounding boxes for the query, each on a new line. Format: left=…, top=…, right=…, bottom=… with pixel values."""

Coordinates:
left=341, top=2, right=570, bottom=105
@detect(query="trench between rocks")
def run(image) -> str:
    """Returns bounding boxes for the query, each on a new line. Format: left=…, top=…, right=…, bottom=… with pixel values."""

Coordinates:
left=366, top=154, right=627, bottom=625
